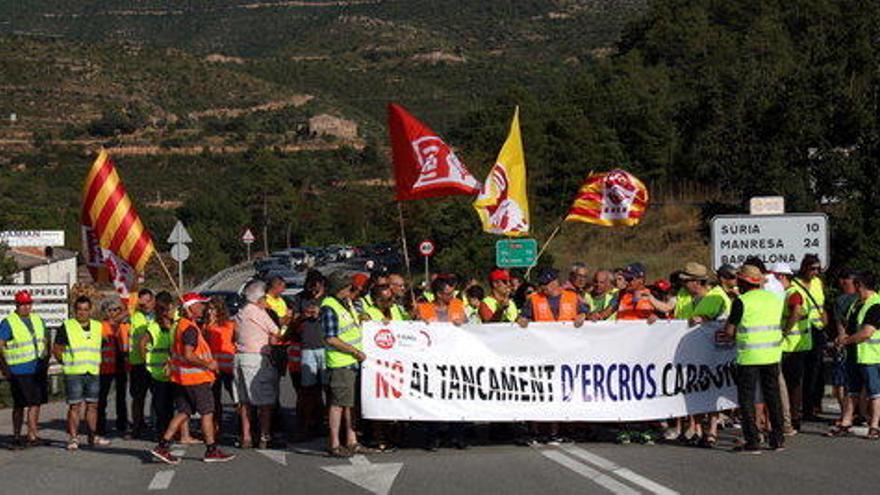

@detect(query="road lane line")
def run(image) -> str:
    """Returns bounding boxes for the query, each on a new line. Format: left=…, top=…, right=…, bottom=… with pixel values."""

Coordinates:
left=560, top=445, right=679, bottom=495
left=539, top=449, right=639, bottom=495
left=148, top=470, right=175, bottom=490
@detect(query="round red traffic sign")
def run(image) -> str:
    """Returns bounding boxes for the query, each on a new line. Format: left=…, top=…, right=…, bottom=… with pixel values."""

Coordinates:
left=419, top=239, right=435, bottom=257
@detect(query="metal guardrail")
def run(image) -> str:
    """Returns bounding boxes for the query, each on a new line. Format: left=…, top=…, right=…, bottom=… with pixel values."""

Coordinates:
left=193, top=260, right=254, bottom=292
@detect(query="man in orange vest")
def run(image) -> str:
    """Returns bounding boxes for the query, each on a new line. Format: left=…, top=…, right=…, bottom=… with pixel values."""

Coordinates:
left=616, top=263, right=661, bottom=321
left=517, top=268, right=589, bottom=328
left=150, top=293, right=235, bottom=464
left=417, top=277, right=467, bottom=326
left=97, top=299, right=130, bottom=437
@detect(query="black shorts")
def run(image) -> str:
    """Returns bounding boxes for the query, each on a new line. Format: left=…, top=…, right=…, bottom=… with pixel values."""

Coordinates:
left=129, top=364, right=151, bottom=399
left=174, top=383, right=215, bottom=416
left=9, top=373, right=48, bottom=408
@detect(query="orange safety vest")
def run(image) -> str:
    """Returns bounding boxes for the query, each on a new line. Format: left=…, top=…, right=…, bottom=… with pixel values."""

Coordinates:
left=169, top=318, right=216, bottom=386
left=100, top=321, right=130, bottom=375
left=616, top=291, right=655, bottom=320
left=531, top=290, right=580, bottom=322
left=205, top=321, right=236, bottom=375
left=417, top=298, right=467, bottom=323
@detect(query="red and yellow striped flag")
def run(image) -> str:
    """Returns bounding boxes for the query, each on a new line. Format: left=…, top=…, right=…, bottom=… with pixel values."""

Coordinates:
left=565, top=170, right=649, bottom=227
left=81, top=150, right=155, bottom=273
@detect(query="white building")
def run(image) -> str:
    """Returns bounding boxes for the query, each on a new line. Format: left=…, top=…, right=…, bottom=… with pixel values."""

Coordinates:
left=8, top=247, right=78, bottom=287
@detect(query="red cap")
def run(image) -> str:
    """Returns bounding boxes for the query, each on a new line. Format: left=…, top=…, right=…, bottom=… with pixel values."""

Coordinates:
left=181, top=292, right=210, bottom=309
left=14, top=290, right=33, bottom=305
left=489, top=269, right=511, bottom=282
left=351, top=273, right=369, bottom=290
left=652, top=279, right=671, bottom=292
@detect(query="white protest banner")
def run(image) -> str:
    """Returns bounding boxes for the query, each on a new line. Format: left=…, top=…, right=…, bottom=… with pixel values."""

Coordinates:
left=361, top=320, right=738, bottom=422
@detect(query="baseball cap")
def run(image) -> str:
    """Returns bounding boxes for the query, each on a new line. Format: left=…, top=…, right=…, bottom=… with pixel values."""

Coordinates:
left=351, top=273, right=369, bottom=290
left=489, top=269, right=511, bottom=283
left=717, top=264, right=737, bottom=279
left=181, top=293, right=210, bottom=308
left=651, top=279, right=672, bottom=292
left=624, top=263, right=646, bottom=279
left=14, top=290, right=33, bottom=305
left=536, top=268, right=559, bottom=286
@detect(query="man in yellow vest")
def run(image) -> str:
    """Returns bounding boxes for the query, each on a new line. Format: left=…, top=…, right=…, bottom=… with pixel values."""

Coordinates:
left=479, top=269, right=518, bottom=323
left=129, top=288, right=155, bottom=439
left=588, top=270, right=618, bottom=321
left=771, top=261, right=812, bottom=433
left=363, top=284, right=407, bottom=323
left=53, top=296, right=110, bottom=450
left=322, top=273, right=372, bottom=457
left=722, top=265, right=786, bottom=454
left=832, top=271, right=880, bottom=439
left=794, top=254, right=828, bottom=421
left=0, top=290, right=49, bottom=449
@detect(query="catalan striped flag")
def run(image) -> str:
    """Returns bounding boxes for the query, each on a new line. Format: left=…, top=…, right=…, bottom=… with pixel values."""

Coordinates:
left=81, top=150, right=155, bottom=274
left=565, top=169, right=649, bottom=227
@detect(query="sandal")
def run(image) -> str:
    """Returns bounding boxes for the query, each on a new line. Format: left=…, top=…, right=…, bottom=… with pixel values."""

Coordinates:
left=866, top=427, right=880, bottom=440
left=66, top=439, right=79, bottom=451
left=699, top=434, right=718, bottom=448
left=347, top=443, right=379, bottom=454
left=327, top=446, right=352, bottom=458
left=824, top=424, right=852, bottom=437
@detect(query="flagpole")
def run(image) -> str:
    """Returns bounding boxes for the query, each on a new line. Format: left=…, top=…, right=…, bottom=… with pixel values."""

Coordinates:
left=396, top=201, right=417, bottom=307
left=526, top=216, right=566, bottom=279
left=153, top=253, right=182, bottom=297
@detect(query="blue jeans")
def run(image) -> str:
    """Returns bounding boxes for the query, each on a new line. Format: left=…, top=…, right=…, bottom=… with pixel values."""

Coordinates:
left=65, top=373, right=100, bottom=404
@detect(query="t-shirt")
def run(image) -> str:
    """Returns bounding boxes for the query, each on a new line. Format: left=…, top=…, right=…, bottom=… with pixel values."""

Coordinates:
left=293, top=294, right=324, bottom=349
left=0, top=317, right=43, bottom=375
left=727, top=299, right=744, bottom=327
left=181, top=327, right=199, bottom=347
left=54, top=322, right=94, bottom=346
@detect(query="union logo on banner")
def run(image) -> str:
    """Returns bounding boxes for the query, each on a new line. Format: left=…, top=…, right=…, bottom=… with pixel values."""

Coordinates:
left=565, top=169, right=649, bottom=227
left=410, top=136, right=477, bottom=191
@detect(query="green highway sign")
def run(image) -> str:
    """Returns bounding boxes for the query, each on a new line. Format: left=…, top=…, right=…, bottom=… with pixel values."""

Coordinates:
left=495, top=238, right=538, bottom=268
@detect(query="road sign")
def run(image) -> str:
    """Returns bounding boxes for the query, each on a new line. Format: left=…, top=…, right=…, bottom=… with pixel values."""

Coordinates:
left=0, top=284, right=68, bottom=301
left=0, top=230, right=65, bottom=247
left=0, top=284, right=70, bottom=328
left=749, top=196, right=785, bottom=215
left=496, top=238, right=538, bottom=268
left=167, top=221, right=193, bottom=244
left=242, top=228, right=255, bottom=244
left=418, top=240, right=435, bottom=257
left=710, top=213, right=829, bottom=270
left=0, top=303, right=68, bottom=328
left=170, top=243, right=190, bottom=263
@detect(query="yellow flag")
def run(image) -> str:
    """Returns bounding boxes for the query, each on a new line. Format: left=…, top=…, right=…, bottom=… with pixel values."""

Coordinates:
left=473, top=107, right=529, bottom=236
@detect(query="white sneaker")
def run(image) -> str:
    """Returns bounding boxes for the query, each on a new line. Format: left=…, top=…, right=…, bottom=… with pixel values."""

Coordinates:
left=90, top=436, right=111, bottom=446
left=66, top=438, right=79, bottom=451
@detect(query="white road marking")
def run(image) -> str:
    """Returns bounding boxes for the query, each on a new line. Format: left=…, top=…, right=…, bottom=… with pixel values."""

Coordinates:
left=560, top=445, right=679, bottom=495
left=148, top=470, right=175, bottom=490
left=539, top=449, right=639, bottom=495
left=257, top=448, right=288, bottom=465
left=321, top=454, right=403, bottom=495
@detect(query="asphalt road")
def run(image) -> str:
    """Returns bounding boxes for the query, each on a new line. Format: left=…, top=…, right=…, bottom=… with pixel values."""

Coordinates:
left=0, top=376, right=875, bottom=495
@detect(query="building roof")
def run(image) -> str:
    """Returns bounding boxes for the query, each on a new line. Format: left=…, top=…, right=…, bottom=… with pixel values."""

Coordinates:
left=8, top=247, right=78, bottom=271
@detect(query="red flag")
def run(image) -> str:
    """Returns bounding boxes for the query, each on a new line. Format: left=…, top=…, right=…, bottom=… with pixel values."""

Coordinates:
left=388, top=103, right=481, bottom=200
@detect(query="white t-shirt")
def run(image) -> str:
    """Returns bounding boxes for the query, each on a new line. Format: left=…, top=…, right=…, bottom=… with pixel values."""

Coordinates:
left=763, top=274, right=786, bottom=300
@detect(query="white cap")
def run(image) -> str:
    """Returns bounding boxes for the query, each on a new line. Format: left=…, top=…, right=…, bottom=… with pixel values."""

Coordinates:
left=770, top=262, right=794, bottom=275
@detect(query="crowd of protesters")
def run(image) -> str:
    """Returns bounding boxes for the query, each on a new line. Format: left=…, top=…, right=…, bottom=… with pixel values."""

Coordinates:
left=1, top=252, right=877, bottom=461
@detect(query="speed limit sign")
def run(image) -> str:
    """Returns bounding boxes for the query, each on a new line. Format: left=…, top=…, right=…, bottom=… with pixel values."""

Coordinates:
left=419, top=239, right=435, bottom=257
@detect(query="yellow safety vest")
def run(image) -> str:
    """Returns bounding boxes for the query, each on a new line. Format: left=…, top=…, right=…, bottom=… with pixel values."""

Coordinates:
left=481, top=296, right=518, bottom=322
left=736, top=289, right=784, bottom=366
left=365, top=305, right=406, bottom=322
left=62, top=319, right=102, bottom=375
left=145, top=321, right=173, bottom=382
left=129, top=310, right=152, bottom=365
left=856, top=293, right=880, bottom=365
left=1, top=313, right=46, bottom=366
left=674, top=288, right=694, bottom=320
left=591, top=291, right=617, bottom=320
left=781, top=285, right=812, bottom=353
left=266, top=294, right=288, bottom=320
left=323, top=297, right=362, bottom=369
left=795, top=277, right=825, bottom=330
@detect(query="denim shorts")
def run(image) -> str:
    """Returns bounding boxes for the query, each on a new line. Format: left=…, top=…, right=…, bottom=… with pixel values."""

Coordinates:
left=300, top=348, right=327, bottom=387
left=65, top=373, right=100, bottom=404
left=848, top=363, right=880, bottom=398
